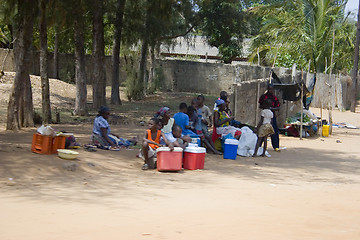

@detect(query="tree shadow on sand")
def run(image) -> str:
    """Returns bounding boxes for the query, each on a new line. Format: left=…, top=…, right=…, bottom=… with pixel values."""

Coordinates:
left=1, top=129, right=359, bottom=206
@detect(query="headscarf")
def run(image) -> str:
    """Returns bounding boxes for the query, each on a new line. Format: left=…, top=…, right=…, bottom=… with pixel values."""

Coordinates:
left=155, top=107, right=170, bottom=118
left=98, top=106, right=109, bottom=115
left=215, top=99, right=225, bottom=107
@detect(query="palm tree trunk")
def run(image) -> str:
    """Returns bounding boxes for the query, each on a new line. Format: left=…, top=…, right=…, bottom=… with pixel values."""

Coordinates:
left=92, top=0, right=106, bottom=110
left=40, top=0, right=52, bottom=124
left=110, top=0, right=126, bottom=105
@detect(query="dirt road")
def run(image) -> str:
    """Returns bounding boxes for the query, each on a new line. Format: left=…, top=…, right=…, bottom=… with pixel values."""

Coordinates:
left=1, top=107, right=360, bottom=240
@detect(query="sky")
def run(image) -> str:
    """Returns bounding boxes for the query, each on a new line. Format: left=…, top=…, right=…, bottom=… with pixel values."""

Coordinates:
left=346, top=0, right=359, bottom=14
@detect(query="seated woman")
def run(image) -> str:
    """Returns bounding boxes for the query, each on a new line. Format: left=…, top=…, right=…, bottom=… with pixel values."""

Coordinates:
left=213, top=99, right=242, bottom=140
left=92, top=106, right=134, bottom=150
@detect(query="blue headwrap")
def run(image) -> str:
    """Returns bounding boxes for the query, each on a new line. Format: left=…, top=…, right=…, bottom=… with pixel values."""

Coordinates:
left=98, top=106, right=109, bottom=115
left=215, top=99, right=225, bottom=107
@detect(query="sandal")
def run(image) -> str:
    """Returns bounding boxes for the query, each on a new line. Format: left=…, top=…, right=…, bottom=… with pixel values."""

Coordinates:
left=109, top=146, right=120, bottom=151
left=142, top=164, right=149, bottom=170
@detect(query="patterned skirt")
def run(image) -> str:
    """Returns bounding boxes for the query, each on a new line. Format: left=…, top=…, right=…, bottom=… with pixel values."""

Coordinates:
left=258, top=123, right=275, bottom=138
left=92, top=133, right=110, bottom=147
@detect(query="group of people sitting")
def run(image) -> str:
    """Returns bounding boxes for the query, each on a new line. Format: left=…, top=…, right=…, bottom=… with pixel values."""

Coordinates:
left=91, top=84, right=282, bottom=170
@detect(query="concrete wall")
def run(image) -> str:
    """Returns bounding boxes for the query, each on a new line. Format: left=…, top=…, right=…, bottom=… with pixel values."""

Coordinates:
left=308, top=73, right=352, bottom=110
left=159, top=60, right=236, bottom=94
left=158, top=59, right=295, bottom=95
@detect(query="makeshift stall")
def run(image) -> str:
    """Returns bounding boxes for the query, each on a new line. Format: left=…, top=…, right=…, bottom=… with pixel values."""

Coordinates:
left=285, top=111, right=320, bottom=137
left=272, top=71, right=319, bottom=138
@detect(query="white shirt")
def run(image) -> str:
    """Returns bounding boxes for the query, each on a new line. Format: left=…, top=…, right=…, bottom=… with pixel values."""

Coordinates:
left=161, top=118, right=174, bottom=134
left=261, top=109, right=273, bottom=124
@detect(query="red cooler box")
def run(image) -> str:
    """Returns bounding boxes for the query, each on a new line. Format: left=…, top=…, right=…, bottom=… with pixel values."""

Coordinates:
left=156, top=147, right=183, bottom=171
left=183, top=146, right=206, bottom=170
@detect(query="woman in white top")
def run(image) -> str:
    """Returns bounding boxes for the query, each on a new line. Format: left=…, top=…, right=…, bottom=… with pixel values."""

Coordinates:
left=253, top=99, right=275, bottom=157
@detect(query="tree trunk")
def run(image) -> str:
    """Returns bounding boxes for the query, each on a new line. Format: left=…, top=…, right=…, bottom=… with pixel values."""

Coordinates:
left=136, top=38, right=148, bottom=100
left=133, top=0, right=151, bottom=100
left=53, top=27, right=59, bottom=79
left=40, top=0, right=52, bottom=124
left=110, top=0, right=126, bottom=105
left=73, top=2, right=88, bottom=116
left=92, top=0, right=106, bottom=110
left=6, top=0, right=35, bottom=130
left=147, top=45, right=156, bottom=93
left=21, top=73, right=34, bottom=127
left=351, top=1, right=360, bottom=112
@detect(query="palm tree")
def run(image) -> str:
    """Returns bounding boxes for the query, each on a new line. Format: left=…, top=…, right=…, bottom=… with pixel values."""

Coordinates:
left=250, top=0, right=348, bottom=73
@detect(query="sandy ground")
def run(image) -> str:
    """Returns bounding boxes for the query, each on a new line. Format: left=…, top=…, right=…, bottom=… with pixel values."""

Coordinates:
left=0, top=107, right=360, bottom=240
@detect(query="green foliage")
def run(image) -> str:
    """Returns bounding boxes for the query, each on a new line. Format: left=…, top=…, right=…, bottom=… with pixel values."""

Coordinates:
left=122, top=49, right=142, bottom=101
left=249, top=0, right=354, bottom=73
left=198, top=0, right=248, bottom=63
left=147, top=65, right=165, bottom=94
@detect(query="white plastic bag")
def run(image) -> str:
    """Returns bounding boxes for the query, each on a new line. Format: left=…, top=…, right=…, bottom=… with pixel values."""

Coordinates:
left=37, top=125, right=56, bottom=136
left=237, top=126, right=270, bottom=157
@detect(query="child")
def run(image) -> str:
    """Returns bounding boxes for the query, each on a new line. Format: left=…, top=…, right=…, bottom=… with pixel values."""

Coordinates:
left=173, top=102, right=196, bottom=136
left=253, top=99, right=275, bottom=157
left=165, top=124, right=191, bottom=150
left=192, top=98, right=222, bottom=154
left=187, top=105, right=197, bottom=132
left=141, top=118, right=166, bottom=170
left=197, top=95, right=212, bottom=136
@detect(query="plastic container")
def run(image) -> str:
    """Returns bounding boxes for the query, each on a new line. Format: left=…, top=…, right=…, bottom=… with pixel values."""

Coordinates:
left=31, top=133, right=53, bottom=154
left=223, top=139, right=239, bottom=160
left=31, top=133, right=66, bottom=154
left=322, top=125, right=329, bottom=137
left=183, top=147, right=206, bottom=170
left=57, top=149, right=79, bottom=160
left=156, top=147, right=183, bottom=171
left=51, top=136, right=66, bottom=154
left=191, top=137, right=201, bottom=147
left=188, top=143, right=198, bottom=148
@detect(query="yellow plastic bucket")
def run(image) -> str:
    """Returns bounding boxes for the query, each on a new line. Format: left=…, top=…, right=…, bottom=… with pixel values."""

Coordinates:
left=322, top=125, right=329, bottom=137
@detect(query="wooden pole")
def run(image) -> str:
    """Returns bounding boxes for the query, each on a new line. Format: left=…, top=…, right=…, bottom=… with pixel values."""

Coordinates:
left=351, top=0, right=360, bottom=112
left=320, top=101, right=323, bottom=137
left=255, top=82, right=260, bottom=126
left=328, top=25, right=336, bottom=134
left=300, top=70, right=304, bottom=140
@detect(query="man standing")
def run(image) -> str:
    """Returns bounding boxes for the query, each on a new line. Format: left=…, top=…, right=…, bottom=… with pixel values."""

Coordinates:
left=259, top=84, right=280, bottom=152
